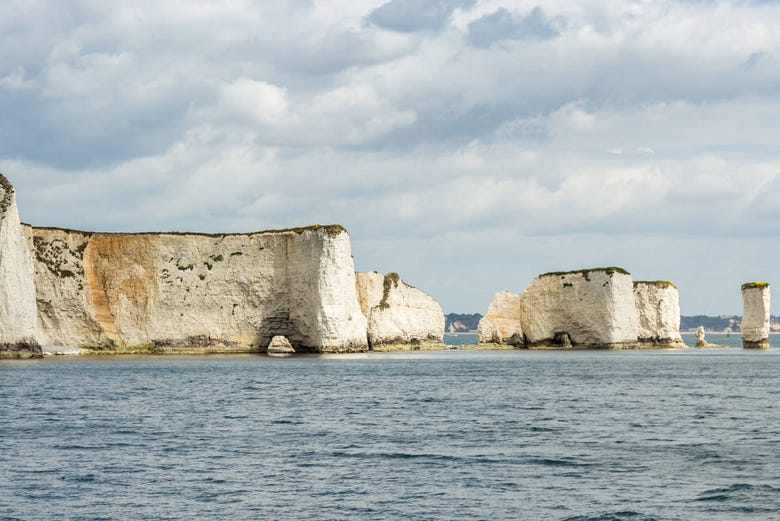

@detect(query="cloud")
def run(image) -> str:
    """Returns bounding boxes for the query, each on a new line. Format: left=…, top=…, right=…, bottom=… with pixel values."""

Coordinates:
left=3, top=0, right=780, bottom=313
left=467, top=6, right=558, bottom=47
left=217, top=78, right=288, bottom=124
left=367, top=0, right=475, bottom=32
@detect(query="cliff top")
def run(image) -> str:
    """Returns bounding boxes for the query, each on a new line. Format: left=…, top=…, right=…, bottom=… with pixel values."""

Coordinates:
left=539, top=266, right=630, bottom=278
left=742, top=281, right=770, bottom=290
left=23, top=223, right=348, bottom=238
left=0, top=173, right=14, bottom=214
left=634, top=280, right=677, bottom=289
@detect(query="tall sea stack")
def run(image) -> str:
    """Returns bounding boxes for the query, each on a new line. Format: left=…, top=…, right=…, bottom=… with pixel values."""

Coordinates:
left=741, top=282, right=770, bottom=349
left=0, top=175, right=41, bottom=358
left=633, top=281, right=685, bottom=348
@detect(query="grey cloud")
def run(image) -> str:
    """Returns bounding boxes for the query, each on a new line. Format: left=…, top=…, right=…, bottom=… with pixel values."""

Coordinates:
left=468, top=7, right=558, bottom=48
left=367, top=0, right=475, bottom=33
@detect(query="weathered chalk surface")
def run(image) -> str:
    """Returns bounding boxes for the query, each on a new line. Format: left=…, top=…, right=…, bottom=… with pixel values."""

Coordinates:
left=633, top=281, right=685, bottom=347
left=355, top=271, right=445, bottom=349
left=741, top=282, right=770, bottom=349
left=25, top=225, right=368, bottom=353
left=520, top=268, right=639, bottom=348
left=477, top=291, right=523, bottom=345
left=0, top=176, right=41, bottom=358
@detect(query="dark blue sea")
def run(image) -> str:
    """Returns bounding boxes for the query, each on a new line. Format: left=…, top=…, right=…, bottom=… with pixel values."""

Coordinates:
left=2, top=345, right=780, bottom=520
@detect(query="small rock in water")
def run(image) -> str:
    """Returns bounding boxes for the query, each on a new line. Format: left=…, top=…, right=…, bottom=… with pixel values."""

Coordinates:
left=695, top=326, right=708, bottom=347
left=267, top=335, right=295, bottom=355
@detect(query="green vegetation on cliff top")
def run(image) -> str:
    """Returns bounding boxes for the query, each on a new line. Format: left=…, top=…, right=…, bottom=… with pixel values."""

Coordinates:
left=0, top=173, right=13, bottom=213
left=24, top=223, right=348, bottom=238
left=742, top=281, right=770, bottom=290
left=378, top=272, right=400, bottom=310
left=634, top=280, right=677, bottom=289
left=540, top=266, right=630, bottom=278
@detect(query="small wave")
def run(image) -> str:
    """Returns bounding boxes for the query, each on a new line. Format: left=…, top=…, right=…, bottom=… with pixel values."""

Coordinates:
left=60, top=473, right=98, bottom=483
left=562, top=511, right=657, bottom=521
left=528, top=426, right=558, bottom=432
left=327, top=450, right=506, bottom=465
left=695, top=483, right=780, bottom=502
left=528, top=457, right=595, bottom=468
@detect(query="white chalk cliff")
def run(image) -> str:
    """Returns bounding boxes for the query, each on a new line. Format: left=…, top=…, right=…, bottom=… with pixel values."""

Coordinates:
left=476, top=291, right=523, bottom=345
left=355, top=271, right=445, bottom=349
left=0, top=176, right=40, bottom=357
left=24, top=224, right=368, bottom=353
left=741, top=282, right=770, bottom=349
left=633, top=281, right=684, bottom=347
left=520, top=268, right=639, bottom=348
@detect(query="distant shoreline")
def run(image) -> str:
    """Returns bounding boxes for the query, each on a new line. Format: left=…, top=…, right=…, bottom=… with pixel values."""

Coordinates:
left=444, top=331, right=780, bottom=336
left=680, top=331, right=780, bottom=335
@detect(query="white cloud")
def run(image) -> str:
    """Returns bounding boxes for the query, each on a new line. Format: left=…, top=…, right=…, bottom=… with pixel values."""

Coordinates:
left=218, top=78, right=288, bottom=124
left=3, top=0, right=780, bottom=312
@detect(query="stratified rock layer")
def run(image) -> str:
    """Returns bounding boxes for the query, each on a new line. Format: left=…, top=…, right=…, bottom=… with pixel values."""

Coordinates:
left=520, top=268, right=638, bottom=348
left=741, top=283, right=770, bottom=349
left=0, top=175, right=40, bottom=358
left=477, top=291, right=523, bottom=345
left=355, top=271, right=445, bottom=349
left=24, top=225, right=368, bottom=353
left=633, top=281, right=684, bottom=347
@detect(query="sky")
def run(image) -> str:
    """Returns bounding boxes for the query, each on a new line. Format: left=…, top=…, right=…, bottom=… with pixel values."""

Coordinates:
left=2, top=0, right=779, bottom=315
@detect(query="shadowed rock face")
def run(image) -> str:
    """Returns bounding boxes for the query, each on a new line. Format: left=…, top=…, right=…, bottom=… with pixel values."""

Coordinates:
left=24, top=225, right=368, bottom=353
left=355, top=271, right=445, bottom=349
left=0, top=175, right=40, bottom=358
left=742, top=284, right=770, bottom=349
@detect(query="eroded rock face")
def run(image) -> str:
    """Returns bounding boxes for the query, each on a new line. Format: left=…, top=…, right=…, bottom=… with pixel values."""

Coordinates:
left=24, top=225, right=368, bottom=353
left=477, top=291, right=523, bottom=345
left=633, top=281, right=684, bottom=347
left=741, top=283, right=770, bottom=349
left=519, top=268, right=638, bottom=348
left=355, top=271, right=445, bottom=349
left=267, top=335, right=295, bottom=354
left=0, top=175, right=40, bottom=358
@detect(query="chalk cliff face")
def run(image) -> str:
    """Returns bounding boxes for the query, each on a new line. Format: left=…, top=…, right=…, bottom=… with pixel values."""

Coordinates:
left=741, top=283, right=770, bottom=349
left=0, top=176, right=40, bottom=357
left=520, top=268, right=638, bottom=348
left=24, top=225, right=368, bottom=353
left=477, top=291, right=523, bottom=345
left=355, top=271, right=444, bottom=349
left=633, top=281, right=684, bottom=347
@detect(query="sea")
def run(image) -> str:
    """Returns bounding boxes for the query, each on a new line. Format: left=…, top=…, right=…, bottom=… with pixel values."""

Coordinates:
left=2, top=336, right=779, bottom=520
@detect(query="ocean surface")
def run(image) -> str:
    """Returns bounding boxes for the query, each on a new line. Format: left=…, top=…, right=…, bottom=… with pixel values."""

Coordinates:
left=2, top=346, right=780, bottom=520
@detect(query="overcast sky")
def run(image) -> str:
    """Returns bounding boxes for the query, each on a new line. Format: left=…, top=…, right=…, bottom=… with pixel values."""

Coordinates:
left=2, top=0, right=779, bottom=315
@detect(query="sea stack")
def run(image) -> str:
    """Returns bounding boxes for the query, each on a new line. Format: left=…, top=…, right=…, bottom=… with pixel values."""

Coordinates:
left=633, top=281, right=684, bottom=348
left=355, top=271, right=445, bottom=350
left=0, top=175, right=41, bottom=358
left=741, top=282, right=770, bottom=349
left=477, top=291, right=523, bottom=346
left=519, top=267, right=638, bottom=348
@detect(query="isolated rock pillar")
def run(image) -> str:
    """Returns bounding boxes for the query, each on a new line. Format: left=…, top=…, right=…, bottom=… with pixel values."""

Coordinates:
left=741, top=282, right=770, bottom=349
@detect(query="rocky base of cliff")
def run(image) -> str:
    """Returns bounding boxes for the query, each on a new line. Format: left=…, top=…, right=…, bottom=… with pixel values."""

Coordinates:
left=637, top=337, right=687, bottom=349
left=369, top=340, right=447, bottom=352
left=743, top=340, right=770, bottom=349
left=0, top=341, right=43, bottom=359
left=79, top=344, right=261, bottom=356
